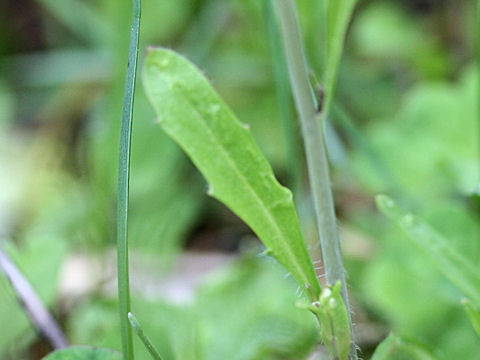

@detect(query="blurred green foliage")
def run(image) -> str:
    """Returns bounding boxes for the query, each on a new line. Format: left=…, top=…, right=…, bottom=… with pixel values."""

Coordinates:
left=371, top=333, right=443, bottom=360
left=44, top=347, right=122, bottom=360
left=68, top=257, right=319, bottom=360
left=0, top=0, right=479, bottom=359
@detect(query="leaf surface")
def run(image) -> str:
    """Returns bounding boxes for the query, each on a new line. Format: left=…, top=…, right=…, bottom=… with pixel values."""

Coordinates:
left=376, top=195, right=480, bottom=306
left=143, top=48, right=321, bottom=298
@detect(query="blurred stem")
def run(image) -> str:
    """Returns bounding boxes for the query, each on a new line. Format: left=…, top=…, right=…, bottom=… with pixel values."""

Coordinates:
left=264, top=0, right=303, bottom=202
left=319, top=0, right=328, bottom=81
left=304, top=0, right=326, bottom=76
left=272, top=1, right=356, bottom=359
left=0, top=248, right=68, bottom=350
left=117, top=0, right=141, bottom=359
left=477, top=0, right=480, bottom=183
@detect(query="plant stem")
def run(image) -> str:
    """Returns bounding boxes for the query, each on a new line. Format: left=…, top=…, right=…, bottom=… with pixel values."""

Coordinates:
left=272, top=1, right=356, bottom=358
left=117, top=0, right=140, bottom=359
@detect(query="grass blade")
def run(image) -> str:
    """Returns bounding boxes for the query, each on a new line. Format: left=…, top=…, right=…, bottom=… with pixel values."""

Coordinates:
left=143, top=47, right=321, bottom=299
left=324, top=0, right=357, bottom=116
left=462, top=298, right=480, bottom=337
left=264, top=0, right=303, bottom=199
left=117, top=1, right=141, bottom=359
left=376, top=195, right=480, bottom=306
left=477, top=0, right=480, bottom=182
left=128, top=313, right=164, bottom=360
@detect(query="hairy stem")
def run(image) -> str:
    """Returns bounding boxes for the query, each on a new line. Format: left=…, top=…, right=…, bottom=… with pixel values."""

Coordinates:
left=271, top=0, right=356, bottom=358
left=117, top=0, right=141, bottom=359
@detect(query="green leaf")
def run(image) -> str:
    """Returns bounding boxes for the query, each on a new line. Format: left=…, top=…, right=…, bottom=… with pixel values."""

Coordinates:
left=462, top=298, right=480, bottom=337
left=376, top=195, right=480, bottom=306
left=143, top=48, right=321, bottom=299
left=324, top=0, right=357, bottom=115
left=371, top=333, right=441, bottom=360
left=43, top=347, right=122, bottom=360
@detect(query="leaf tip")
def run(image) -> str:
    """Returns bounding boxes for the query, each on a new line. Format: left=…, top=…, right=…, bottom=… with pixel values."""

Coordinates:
left=145, top=47, right=177, bottom=71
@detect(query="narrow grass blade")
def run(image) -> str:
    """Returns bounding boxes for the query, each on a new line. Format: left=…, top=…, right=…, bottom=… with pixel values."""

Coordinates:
left=371, top=333, right=441, bottom=360
left=477, top=0, right=480, bottom=182
left=376, top=195, right=480, bottom=306
left=128, top=313, right=164, bottom=360
left=462, top=298, right=480, bottom=337
left=264, top=0, right=303, bottom=200
left=143, top=48, right=321, bottom=299
left=0, top=248, right=68, bottom=349
left=117, top=1, right=141, bottom=359
left=324, top=0, right=357, bottom=116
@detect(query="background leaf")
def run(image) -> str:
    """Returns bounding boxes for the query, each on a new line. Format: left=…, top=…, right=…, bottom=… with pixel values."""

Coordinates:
left=376, top=195, right=480, bottom=306
left=371, top=334, right=442, bottom=360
